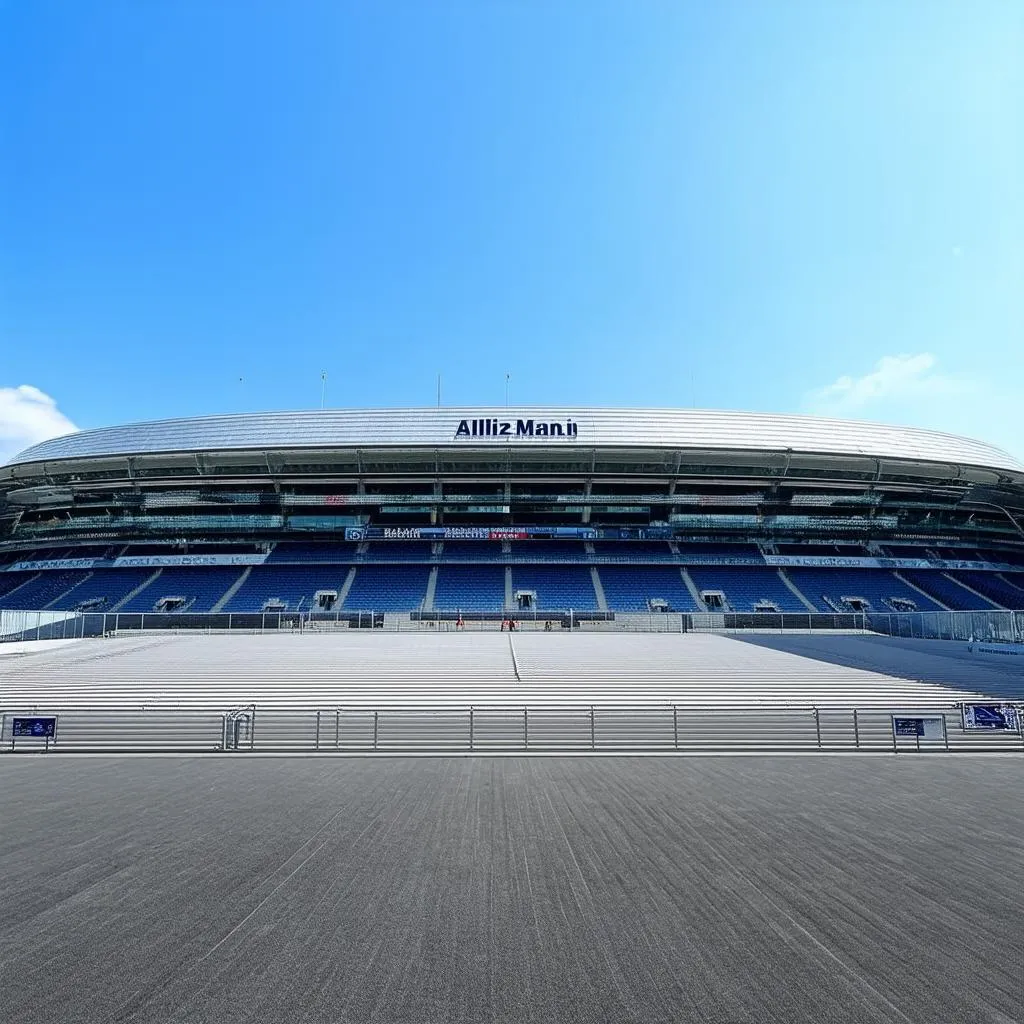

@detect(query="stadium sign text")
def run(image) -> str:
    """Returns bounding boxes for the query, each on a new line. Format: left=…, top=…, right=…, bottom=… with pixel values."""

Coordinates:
left=454, top=417, right=578, bottom=439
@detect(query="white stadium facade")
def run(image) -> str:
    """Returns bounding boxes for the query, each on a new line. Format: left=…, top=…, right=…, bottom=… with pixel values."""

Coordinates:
left=2, top=406, right=1024, bottom=628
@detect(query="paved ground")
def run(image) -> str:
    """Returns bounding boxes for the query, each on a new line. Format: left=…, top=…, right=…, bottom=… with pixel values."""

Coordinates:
left=735, top=633, right=1024, bottom=701
left=0, top=757, right=1021, bottom=1023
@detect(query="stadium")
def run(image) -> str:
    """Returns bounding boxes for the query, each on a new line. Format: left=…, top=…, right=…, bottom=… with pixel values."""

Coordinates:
left=3, top=413, right=1024, bottom=1024
left=1, top=403, right=1023, bottom=753
left=3, top=405, right=1024, bottom=626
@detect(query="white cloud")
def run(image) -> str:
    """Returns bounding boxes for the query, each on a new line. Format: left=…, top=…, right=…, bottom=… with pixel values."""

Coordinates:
left=0, top=385, right=79, bottom=463
left=804, top=353, right=974, bottom=416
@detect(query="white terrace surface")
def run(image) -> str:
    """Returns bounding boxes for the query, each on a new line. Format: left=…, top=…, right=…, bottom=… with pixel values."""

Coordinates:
left=0, top=631, right=1000, bottom=709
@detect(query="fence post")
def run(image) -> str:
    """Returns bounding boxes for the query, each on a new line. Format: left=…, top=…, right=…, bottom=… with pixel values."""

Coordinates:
left=373, top=710, right=378, bottom=749
left=335, top=709, right=340, bottom=749
left=590, top=705, right=595, bottom=750
left=524, top=707, right=528, bottom=749
left=315, top=710, right=321, bottom=751
left=673, top=706, right=679, bottom=750
left=814, top=708, right=821, bottom=749
left=853, top=709, right=859, bottom=749
left=470, top=708, right=475, bottom=751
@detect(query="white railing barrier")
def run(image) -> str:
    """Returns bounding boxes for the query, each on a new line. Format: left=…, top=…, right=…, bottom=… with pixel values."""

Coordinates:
left=1, top=703, right=1020, bottom=755
left=2, top=607, right=1023, bottom=641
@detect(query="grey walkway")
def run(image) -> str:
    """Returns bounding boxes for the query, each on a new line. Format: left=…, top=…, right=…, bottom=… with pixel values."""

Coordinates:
left=735, top=633, right=1024, bottom=701
left=0, top=757, right=1021, bottom=1023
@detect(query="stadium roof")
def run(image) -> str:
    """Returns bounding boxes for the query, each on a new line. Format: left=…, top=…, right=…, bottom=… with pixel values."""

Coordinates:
left=7, top=407, right=1023, bottom=475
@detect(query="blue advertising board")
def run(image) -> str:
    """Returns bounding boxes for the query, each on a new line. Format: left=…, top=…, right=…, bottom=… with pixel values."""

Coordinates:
left=12, top=717, right=57, bottom=739
left=961, top=705, right=1020, bottom=731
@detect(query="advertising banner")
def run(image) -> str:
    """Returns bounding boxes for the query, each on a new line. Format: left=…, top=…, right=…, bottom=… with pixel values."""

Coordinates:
left=12, top=716, right=57, bottom=738
left=8, top=558, right=102, bottom=572
left=112, top=554, right=269, bottom=568
left=892, top=717, right=945, bottom=740
left=961, top=705, right=1020, bottom=731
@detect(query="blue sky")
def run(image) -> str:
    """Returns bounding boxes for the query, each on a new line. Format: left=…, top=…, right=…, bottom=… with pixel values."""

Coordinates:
left=1, top=0, right=1021, bottom=461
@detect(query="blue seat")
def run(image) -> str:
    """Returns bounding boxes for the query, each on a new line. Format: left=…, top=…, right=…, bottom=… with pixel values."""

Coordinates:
left=0, top=571, right=90, bottom=609
left=688, top=567, right=807, bottom=612
left=510, top=565, right=596, bottom=610
left=598, top=566, right=699, bottom=612
left=434, top=565, right=505, bottom=611
left=226, top=565, right=350, bottom=612
left=47, top=569, right=156, bottom=611
left=591, top=542, right=675, bottom=562
left=265, top=543, right=358, bottom=563
left=363, top=543, right=434, bottom=562
left=901, top=571, right=991, bottom=610
left=343, top=565, right=430, bottom=611
left=120, top=567, right=246, bottom=612
left=786, top=569, right=943, bottom=612
left=952, top=572, right=1024, bottom=610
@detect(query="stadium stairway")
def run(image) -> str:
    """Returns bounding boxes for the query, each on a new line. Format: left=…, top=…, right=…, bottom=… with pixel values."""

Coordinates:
left=890, top=571, right=952, bottom=611
left=597, top=565, right=700, bottom=612
left=776, top=569, right=817, bottom=612
left=212, top=567, right=252, bottom=612
left=687, top=566, right=808, bottom=613
left=225, top=565, right=349, bottom=613
left=899, top=571, right=995, bottom=611
left=0, top=572, right=42, bottom=605
left=785, top=569, right=945, bottom=613
left=110, top=570, right=163, bottom=612
left=47, top=569, right=158, bottom=612
left=120, top=567, right=247, bottom=613
left=0, top=571, right=90, bottom=610
left=950, top=571, right=1024, bottom=610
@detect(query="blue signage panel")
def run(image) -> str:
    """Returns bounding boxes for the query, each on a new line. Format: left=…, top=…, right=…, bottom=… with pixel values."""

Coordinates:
left=962, top=705, right=1020, bottom=731
left=12, top=717, right=57, bottom=738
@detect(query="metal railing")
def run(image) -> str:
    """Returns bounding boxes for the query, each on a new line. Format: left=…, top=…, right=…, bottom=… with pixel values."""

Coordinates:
left=1, top=703, right=1020, bottom=755
left=3, top=607, right=1023, bottom=641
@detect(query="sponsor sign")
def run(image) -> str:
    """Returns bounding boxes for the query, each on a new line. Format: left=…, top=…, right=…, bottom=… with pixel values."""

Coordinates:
left=454, top=417, right=578, bottom=440
left=893, top=717, right=945, bottom=740
left=365, top=526, right=598, bottom=541
left=764, top=555, right=880, bottom=568
left=764, top=555, right=1008, bottom=571
left=12, top=716, right=57, bottom=739
left=970, top=642, right=1024, bottom=657
left=961, top=705, right=1020, bottom=731
left=8, top=558, right=102, bottom=572
left=112, top=554, right=269, bottom=568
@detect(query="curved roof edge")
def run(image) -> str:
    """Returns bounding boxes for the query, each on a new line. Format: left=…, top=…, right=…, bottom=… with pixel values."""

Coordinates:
left=6, top=407, right=1023, bottom=475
